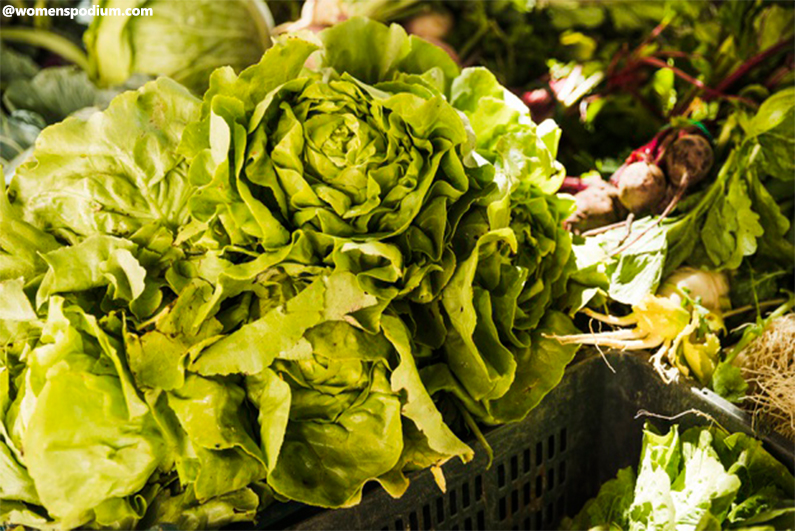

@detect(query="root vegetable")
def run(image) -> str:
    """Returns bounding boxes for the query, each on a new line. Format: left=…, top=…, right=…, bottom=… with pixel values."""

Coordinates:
left=548, top=291, right=724, bottom=384
left=522, top=88, right=556, bottom=123
left=405, top=11, right=454, bottom=41
left=617, top=161, right=667, bottom=215
left=565, top=177, right=624, bottom=234
left=665, top=134, right=714, bottom=188
left=610, top=135, right=714, bottom=257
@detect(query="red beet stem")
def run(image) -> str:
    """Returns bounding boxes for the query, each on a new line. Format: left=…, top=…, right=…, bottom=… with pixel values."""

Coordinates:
left=560, top=177, right=589, bottom=194
left=714, top=38, right=790, bottom=94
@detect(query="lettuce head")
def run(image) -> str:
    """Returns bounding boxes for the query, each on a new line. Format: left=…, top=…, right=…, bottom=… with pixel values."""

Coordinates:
left=2, top=18, right=577, bottom=529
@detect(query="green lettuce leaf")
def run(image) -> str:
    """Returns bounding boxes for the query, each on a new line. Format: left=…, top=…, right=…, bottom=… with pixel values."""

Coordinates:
left=572, top=423, right=795, bottom=530
left=9, top=78, right=201, bottom=243
left=268, top=362, right=403, bottom=508
left=742, top=87, right=795, bottom=182
left=563, top=467, right=635, bottom=530
left=85, top=0, right=273, bottom=94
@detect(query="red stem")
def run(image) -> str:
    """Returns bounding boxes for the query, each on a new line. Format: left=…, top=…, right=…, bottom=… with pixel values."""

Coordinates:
left=637, top=56, right=756, bottom=107
left=637, top=56, right=721, bottom=97
left=606, top=43, right=630, bottom=78
left=635, top=20, right=669, bottom=57
left=713, top=38, right=791, bottom=94
left=654, top=50, right=701, bottom=60
left=560, top=177, right=589, bottom=194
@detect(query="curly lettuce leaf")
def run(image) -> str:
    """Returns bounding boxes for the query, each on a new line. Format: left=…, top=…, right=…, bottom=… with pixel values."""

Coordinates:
left=166, top=375, right=266, bottom=501
left=319, top=17, right=459, bottom=88
left=486, top=311, right=580, bottom=423
left=451, top=66, right=566, bottom=194
left=24, top=367, right=164, bottom=527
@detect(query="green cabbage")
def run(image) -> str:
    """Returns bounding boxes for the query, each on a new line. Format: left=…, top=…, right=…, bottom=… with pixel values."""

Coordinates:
left=3, top=18, right=576, bottom=529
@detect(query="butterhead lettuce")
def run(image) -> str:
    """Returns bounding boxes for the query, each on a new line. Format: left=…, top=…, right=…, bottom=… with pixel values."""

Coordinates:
left=2, top=18, right=577, bottom=530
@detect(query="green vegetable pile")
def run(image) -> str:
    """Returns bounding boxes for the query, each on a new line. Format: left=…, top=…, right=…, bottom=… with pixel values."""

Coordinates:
left=0, top=18, right=579, bottom=529
left=565, top=422, right=795, bottom=530
left=557, top=93, right=794, bottom=396
left=539, top=0, right=795, bottom=410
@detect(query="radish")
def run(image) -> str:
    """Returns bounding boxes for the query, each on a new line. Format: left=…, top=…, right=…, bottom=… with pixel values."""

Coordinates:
left=658, top=267, right=730, bottom=314
left=547, top=268, right=729, bottom=383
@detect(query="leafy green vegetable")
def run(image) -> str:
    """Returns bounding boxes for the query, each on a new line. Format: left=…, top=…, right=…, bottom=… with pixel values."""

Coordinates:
left=1, top=110, right=44, bottom=184
left=3, top=67, right=98, bottom=124
left=85, top=0, right=274, bottom=95
left=9, top=77, right=201, bottom=243
left=2, top=17, right=575, bottom=529
left=0, top=45, right=40, bottom=92
left=564, top=423, right=795, bottom=530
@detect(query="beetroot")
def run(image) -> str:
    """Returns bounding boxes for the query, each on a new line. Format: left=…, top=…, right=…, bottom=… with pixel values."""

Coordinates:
left=565, top=176, right=625, bottom=234
left=664, top=134, right=714, bottom=188
left=617, top=161, right=667, bottom=215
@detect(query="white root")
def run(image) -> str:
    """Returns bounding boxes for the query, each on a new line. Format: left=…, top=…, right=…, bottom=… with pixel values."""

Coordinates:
left=650, top=341, right=668, bottom=376
left=740, top=314, right=795, bottom=441
left=582, top=308, right=639, bottom=326
left=548, top=329, right=641, bottom=342
left=544, top=331, right=663, bottom=351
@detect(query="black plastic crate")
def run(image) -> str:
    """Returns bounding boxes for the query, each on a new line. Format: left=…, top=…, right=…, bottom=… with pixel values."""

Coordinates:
left=259, top=352, right=794, bottom=531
